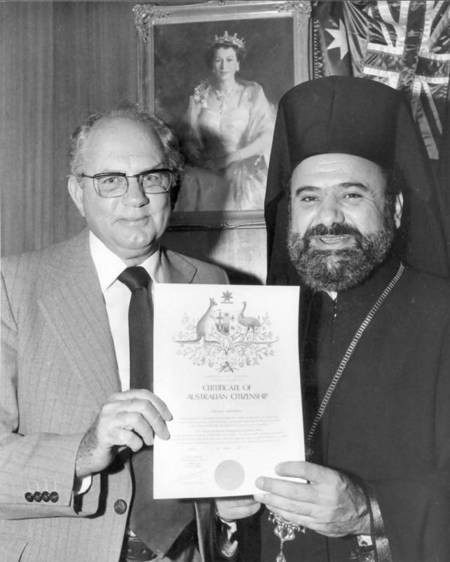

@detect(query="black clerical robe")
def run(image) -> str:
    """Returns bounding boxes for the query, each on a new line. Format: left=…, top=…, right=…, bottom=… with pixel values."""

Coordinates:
left=256, top=256, right=450, bottom=562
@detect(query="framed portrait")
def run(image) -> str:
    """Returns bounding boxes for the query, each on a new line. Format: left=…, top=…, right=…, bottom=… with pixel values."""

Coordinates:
left=134, top=0, right=311, bottom=229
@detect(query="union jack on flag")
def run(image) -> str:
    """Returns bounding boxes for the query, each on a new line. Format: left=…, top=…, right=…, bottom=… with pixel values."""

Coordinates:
left=354, top=1, right=450, bottom=160
left=313, top=1, right=450, bottom=160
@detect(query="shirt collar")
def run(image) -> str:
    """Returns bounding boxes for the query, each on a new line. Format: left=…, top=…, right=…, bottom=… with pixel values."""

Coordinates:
left=89, top=232, right=162, bottom=292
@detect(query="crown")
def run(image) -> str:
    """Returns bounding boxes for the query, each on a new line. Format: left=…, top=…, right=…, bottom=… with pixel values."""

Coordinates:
left=213, top=31, right=245, bottom=50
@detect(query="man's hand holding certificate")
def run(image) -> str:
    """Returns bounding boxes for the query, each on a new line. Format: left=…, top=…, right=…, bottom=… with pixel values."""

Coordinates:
left=153, top=284, right=304, bottom=499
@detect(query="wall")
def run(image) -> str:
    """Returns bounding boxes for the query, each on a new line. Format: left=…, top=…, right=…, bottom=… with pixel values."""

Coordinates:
left=1, top=1, right=267, bottom=283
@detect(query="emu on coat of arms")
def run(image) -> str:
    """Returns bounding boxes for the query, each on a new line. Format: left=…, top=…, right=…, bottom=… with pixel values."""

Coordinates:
left=174, top=291, right=278, bottom=372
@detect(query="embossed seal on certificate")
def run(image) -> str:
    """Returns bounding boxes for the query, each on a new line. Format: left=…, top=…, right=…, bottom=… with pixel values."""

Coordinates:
left=214, top=460, right=245, bottom=490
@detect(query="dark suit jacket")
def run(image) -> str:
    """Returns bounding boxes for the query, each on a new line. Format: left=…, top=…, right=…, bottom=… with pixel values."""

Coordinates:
left=0, top=229, right=228, bottom=562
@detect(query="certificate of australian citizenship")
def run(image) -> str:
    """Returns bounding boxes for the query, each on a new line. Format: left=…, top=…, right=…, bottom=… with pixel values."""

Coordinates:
left=153, top=284, right=304, bottom=498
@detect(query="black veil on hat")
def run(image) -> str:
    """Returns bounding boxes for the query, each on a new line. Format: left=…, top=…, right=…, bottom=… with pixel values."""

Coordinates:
left=265, top=76, right=449, bottom=284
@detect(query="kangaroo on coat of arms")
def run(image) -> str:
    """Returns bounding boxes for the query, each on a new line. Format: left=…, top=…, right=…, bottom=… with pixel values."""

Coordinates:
left=175, top=292, right=277, bottom=372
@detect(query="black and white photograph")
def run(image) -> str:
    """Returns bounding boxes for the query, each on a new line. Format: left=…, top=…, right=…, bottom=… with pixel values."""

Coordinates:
left=1, top=2, right=450, bottom=562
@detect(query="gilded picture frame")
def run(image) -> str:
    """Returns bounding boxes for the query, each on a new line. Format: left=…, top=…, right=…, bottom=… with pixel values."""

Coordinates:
left=134, top=0, right=311, bottom=230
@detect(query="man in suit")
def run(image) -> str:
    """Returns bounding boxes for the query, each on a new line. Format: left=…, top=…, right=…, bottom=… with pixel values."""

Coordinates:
left=221, top=77, right=450, bottom=561
left=0, top=107, right=248, bottom=561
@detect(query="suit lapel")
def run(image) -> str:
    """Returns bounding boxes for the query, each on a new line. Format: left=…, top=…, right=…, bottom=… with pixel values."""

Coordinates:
left=38, top=231, right=120, bottom=408
left=37, top=242, right=200, bottom=409
left=160, top=248, right=198, bottom=283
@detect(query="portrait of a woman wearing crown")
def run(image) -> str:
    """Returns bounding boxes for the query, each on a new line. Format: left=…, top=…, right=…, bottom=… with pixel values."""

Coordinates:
left=175, top=31, right=276, bottom=212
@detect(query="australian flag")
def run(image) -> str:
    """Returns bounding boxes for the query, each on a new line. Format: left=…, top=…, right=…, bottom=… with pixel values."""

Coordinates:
left=311, top=1, right=450, bottom=163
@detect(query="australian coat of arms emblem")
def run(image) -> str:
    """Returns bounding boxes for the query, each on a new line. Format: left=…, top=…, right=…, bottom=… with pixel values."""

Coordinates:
left=174, top=290, right=278, bottom=372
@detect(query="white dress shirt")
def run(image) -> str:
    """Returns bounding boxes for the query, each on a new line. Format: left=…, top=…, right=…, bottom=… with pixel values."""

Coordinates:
left=89, top=232, right=165, bottom=390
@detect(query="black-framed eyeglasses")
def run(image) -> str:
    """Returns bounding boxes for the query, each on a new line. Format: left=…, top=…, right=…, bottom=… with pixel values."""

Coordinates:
left=79, top=168, right=175, bottom=198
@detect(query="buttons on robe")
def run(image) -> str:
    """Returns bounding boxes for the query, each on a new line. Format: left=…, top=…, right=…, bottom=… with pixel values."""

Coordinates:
left=24, top=490, right=59, bottom=503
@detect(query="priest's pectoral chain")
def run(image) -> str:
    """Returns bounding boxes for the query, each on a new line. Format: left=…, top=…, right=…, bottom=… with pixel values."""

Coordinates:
left=268, top=512, right=305, bottom=562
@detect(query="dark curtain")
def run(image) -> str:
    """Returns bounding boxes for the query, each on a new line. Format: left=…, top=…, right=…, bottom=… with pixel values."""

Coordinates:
left=1, top=2, right=138, bottom=257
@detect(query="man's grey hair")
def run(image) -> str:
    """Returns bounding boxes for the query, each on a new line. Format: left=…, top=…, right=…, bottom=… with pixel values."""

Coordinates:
left=69, top=104, right=184, bottom=206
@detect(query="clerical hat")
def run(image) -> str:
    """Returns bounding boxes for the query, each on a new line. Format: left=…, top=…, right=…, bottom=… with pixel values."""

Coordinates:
left=265, top=76, right=448, bottom=283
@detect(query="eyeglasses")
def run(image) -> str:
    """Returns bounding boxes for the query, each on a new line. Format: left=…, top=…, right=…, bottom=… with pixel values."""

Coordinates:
left=80, top=168, right=175, bottom=198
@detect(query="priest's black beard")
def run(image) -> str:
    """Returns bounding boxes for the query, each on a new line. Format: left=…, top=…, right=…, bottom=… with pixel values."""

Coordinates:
left=287, top=217, right=395, bottom=292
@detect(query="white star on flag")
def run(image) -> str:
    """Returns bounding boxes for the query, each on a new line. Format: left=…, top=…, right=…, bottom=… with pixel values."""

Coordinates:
left=326, top=19, right=348, bottom=60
